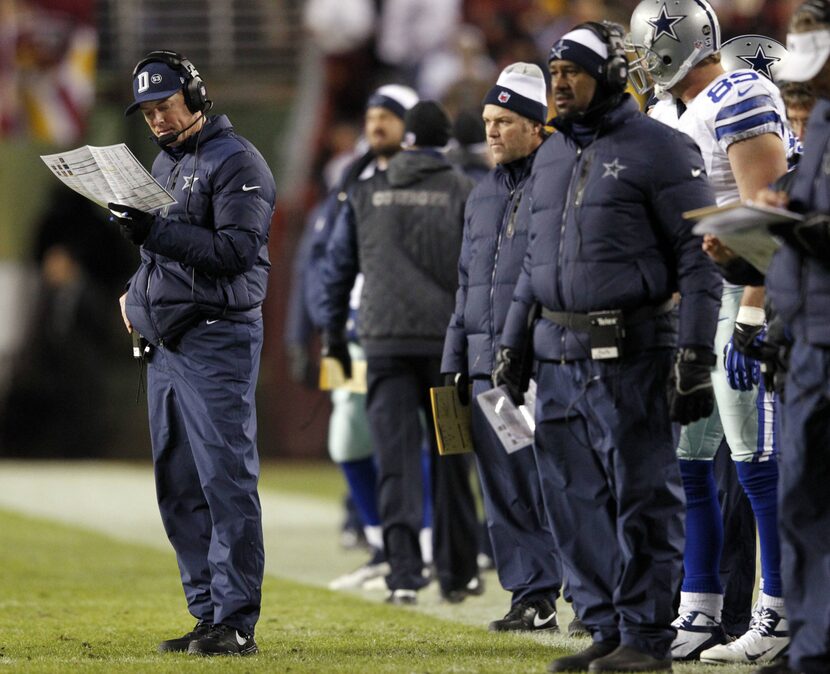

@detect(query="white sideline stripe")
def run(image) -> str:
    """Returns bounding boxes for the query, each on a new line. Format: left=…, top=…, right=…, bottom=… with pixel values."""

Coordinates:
left=0, top=461, right=539, bottom=633
left=0, top=461, right=342, bottom=586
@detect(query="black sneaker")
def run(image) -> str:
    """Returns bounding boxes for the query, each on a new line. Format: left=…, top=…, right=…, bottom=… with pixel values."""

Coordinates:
left=187, top=623, right=258, bottom=656
left=548, top=641, right=618, bottom=672
left=568, top=616, right=589, bottom=637
left=157, top=619, right=213, bottom=653
left=489, top=597, right=559, bottom=632
left=587, top=644, right=671, bottom=672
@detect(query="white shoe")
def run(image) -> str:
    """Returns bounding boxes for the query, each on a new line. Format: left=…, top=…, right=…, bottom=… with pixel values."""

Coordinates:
left=671, top=610, right=729, bottom=661
left=386, top=588, right=417, bottom=605
left=700, top=603, right=789, bottom=664
left=328, top=549, right=389, bottom=590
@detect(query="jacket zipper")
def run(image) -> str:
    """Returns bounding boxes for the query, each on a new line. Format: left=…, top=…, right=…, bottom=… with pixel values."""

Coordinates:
left=489, top=187, right=516, bottom=361
left=146, top=160, right=185, bottom=345
left=557, top=146, right=585, bottom=361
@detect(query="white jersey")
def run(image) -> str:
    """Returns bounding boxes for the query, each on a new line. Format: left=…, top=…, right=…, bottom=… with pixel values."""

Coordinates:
left=650, top=68, right=793, bottom=206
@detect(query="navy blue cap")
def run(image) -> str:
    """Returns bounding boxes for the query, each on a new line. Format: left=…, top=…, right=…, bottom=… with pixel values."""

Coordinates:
left=125, top=61, right=185, bottom=116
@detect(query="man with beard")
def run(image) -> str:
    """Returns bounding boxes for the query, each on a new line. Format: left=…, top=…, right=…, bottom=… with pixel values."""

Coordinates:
left=300, top=85, right=421, bottom=589
left=321, top=101, right=480, bottom=605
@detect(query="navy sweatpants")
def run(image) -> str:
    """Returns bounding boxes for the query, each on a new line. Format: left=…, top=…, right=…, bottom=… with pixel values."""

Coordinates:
left=471, top=378, right=562, bottom=606
left=533, top=351, right=685, bottom=659
left=366, top=354, right=478, bottom=594
left=780, top=341, right=830, bottom=674
left=147, top=318, right=264, bottom=635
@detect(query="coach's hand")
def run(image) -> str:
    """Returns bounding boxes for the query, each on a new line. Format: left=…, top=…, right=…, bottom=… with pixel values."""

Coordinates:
left=668, top=347, right=716, bottom=425
left=321, top=330, right=352, bottom=380
left=492, top=347, right=525, bottom=406
left=109, top=203, right=154, bottom=245
left=444, top=372, right=470, bottom=405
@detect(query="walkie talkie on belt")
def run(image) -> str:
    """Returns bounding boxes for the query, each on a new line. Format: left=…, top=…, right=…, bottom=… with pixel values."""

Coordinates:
left=131, top=330, right=151, bottom=360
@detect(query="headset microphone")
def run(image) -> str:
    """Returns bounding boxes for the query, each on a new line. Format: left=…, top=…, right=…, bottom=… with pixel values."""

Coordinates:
left=155, top=100, right=213, bottom=147
left=157, top=111, right=203, bottom=147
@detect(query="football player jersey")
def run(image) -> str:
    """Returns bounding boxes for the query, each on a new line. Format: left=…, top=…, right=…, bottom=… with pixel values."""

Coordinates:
left=650, top=68, right=793, bottom=206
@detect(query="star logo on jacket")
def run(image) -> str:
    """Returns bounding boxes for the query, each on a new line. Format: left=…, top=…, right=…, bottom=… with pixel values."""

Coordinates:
left=602, top=158, right=627, bottom=179
left=498, top=90, right=511, bottom=103
left=182, top=174, right=199, bottom=191
left=648, top=4, right=685, bottom=43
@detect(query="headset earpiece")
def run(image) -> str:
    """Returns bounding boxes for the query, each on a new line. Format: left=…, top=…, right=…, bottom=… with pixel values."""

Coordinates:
left=584, top=21, right=629, bottom=94
left=132, top=50, right=209, bottom=114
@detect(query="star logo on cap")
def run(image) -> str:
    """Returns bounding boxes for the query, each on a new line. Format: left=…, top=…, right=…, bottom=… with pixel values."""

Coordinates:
left=602, top=158, right=627, bottom=179
left=648, top=4, right=685, bottom=43
left=549, top=42, right=569, bottom=61
left=737, top=45, right=781, bottom=80
left=498, top=90, right=511, bottom=103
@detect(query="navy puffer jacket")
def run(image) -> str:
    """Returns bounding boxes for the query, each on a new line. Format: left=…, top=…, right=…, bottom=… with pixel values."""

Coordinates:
left=767, top=98, right=830, bottom=347
left=501, top=96, right=721, bottom=361
left=124, top=115, right=276, bottom=345
left=442, top=150, right=537, bottom=378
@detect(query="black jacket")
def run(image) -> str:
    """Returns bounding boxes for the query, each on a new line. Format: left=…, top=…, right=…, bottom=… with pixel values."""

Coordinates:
left=321, top=149, right=474, bottom=357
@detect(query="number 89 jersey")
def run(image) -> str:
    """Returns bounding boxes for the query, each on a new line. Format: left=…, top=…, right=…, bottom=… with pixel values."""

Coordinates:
left=650, top=68, right=793, bottom=206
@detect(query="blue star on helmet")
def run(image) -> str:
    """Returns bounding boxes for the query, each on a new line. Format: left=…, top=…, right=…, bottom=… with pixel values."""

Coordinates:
left=647, top=4, right=685, bottom=43
left=549, top=42, right=569, bottom=61
left=737, top=44, right=781, bottom=80
left=602, top=158, right=627, bottom=179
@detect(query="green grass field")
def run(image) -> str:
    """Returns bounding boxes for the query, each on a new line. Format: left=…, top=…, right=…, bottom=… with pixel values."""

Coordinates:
left=0, top=461, right=749, bottom=673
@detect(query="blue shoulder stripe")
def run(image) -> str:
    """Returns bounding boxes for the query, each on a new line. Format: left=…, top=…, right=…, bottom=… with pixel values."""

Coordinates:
left=715, top=111, right=781, bottom=142
left=716, top=95, right=776, bottom=123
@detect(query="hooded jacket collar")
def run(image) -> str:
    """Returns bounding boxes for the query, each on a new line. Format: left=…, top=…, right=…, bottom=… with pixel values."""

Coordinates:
left=386, top=148, right=451, bottom=187
left=552, top=94, right=639, bottom=147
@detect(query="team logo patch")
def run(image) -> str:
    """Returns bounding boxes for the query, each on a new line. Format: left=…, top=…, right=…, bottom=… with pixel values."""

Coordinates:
left=602, top=158, right=627, bottom=179
left=151, top=74, right=162, bottom=84
left=498, top=90, right=511, bottom=103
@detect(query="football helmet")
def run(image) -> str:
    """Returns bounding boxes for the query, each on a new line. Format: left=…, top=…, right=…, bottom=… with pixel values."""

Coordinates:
left=721, top=35, right=788, bottom=82
left=626, top=0, right=721, bottom=94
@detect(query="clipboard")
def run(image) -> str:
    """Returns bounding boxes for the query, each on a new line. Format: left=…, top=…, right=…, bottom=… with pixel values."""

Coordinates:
left=684, top=201, right=803, bottom=273
left=318, top=357, right=368, bottom=394
left=429, top=385, right=473, bottom=455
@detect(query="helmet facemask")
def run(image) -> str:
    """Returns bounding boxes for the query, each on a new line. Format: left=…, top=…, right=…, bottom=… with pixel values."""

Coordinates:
left=625, top=0, right=720, bottom=95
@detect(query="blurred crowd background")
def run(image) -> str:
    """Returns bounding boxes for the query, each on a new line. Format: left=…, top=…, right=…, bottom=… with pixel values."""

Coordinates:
left=0, top=0, right=802, bottom=460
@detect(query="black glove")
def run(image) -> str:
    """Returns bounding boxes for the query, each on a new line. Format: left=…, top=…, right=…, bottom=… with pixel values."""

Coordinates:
left=668, top=347, right=717, bottom=425
left=492, top=347, right=525, bottom=405
left=770, top=212, right=830, bottom=265
left=321, top=330, right=352, bottom=379
left=109, top=202, right=154, bottom=245
left=444, top=372, right=470, bottom=405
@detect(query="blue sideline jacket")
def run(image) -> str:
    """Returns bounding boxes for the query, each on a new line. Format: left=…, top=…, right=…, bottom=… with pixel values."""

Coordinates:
left=442, top=151, right=537, bottom=378
left=125, top=115, right=276, bottom=345
left=767, top=99, right=830, bottom=348
left=500, top=96, right=722, bottom=361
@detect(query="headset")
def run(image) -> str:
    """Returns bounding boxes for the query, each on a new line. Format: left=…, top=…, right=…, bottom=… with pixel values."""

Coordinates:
left=132, top=50, right=209, bottom=114
left=583, top=21, right=630, bottom=94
